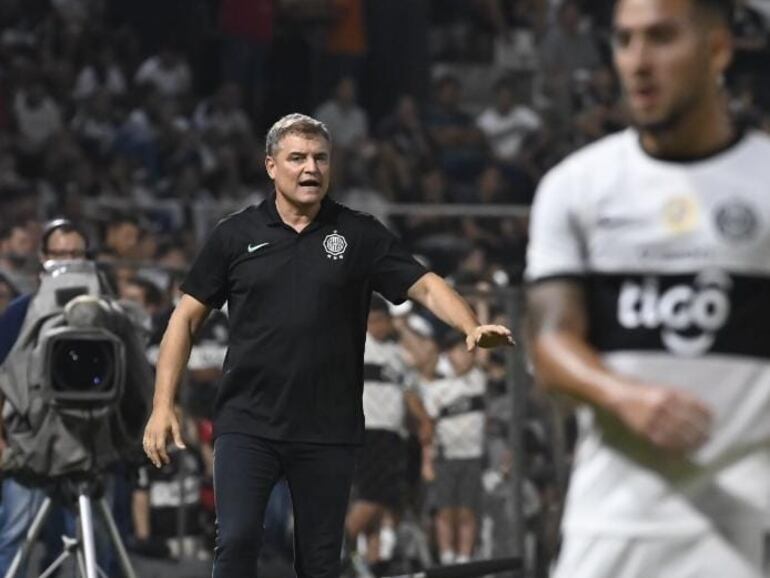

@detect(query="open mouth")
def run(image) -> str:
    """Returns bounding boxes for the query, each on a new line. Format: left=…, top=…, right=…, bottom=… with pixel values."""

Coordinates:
left=631, top=85, right=658, bottom=104
left=299, top=179, right=321, bottom=187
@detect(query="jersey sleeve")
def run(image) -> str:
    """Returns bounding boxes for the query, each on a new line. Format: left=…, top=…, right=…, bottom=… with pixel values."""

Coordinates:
left=180, top=222, right=230, bottom=309
left=367, top=217, right=428, bottom=304
left=525, top=161, right=588, bottom=282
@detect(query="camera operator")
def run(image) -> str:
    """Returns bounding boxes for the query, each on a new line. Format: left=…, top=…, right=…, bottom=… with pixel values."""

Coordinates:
left=0, top=218, right=105, bottom=576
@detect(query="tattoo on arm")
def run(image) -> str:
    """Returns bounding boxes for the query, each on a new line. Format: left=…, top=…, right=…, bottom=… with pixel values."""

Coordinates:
left=526, top=279, right=588, bottom=340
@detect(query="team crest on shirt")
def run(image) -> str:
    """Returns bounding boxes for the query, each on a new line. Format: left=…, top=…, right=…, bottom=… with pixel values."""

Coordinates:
left=323, top=230, right=347, bottom=260
left=662, top=195, right=699, bottom=234
left=714, top=200, right=759, bottom=243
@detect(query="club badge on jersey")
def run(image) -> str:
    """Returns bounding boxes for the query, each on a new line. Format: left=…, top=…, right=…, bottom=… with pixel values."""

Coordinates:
left=323, top=230, right=347, bottom=260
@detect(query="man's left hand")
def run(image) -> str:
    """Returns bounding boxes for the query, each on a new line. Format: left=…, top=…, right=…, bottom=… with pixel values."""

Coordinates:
left=466, top=325, right=515, bottom=350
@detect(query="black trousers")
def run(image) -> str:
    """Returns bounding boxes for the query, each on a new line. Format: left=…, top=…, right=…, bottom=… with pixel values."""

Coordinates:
left=212, top=433, right=357, bottom=578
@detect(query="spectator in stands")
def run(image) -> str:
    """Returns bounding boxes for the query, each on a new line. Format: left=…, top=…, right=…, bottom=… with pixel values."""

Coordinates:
left=0, top=223, right=36, bottom=294
left=132, top=427, right=209, bottom=560
left=193, top=83, right=253, bottom=144
left=72, top=43, right=127, bottom=101
left=114, top=89, right=191, bottom=181
left=398, top=165, right=456, bottom=247
left=424, top=73, right=487, bottom=183
left=121, top=276, right=167, bottom=318
left=156, top=240, right=191, bottom=275
left=321, top=0, right=367, bottom=97
left=12, top=78, right=63, bottom=176
left=478, top=163, right=523, bottom=205
left=161, top=163, right=210, bottom=204
left=375, top=94, right=433, bottom=199
left=98, top=155, right=153, bottom=203
left=206, top=140, right=260, bottom=200
left=113, top=89, right=165, bottom=179
left=103, top=214, right=142, bottom=259
left=571, top=66, right=626, bottom=146
left=487, top=0, right=548, bottom=36
left=315, top=75, right=373, bottom=186
left=50, top=0, right=89, bottom=36
left=539, top=0, right=601, bottom=130
left=218, top=0, right=274, bottom=125
left=421, top=332, right=487, bottom=565
left=71, top=90, right=120, bottom=160
left=345, top=297, right=433, bottom=576
left=315, top=76, right=369, bottom=151
left=0, top=274, right=18, bottom=315
left=0, top=151, right=28, bottom=198
left=126, top=270, right=224, bottom=561
left=134, top=44, right=192, bottom=99
left=451, top=243, right=492, bottom=288
left=476, top=76, right=542, bottom=189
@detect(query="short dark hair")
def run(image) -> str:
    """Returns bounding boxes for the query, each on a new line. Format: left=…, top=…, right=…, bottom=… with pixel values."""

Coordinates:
left=695, top=0, right=734, bottom=24
left=40, top=218, right=88, bottom=253
left=107, top=213, right=141, bottom=229
left=127, top=276, right=165, bottom=308
left=613, top=0, right=734, bottom=25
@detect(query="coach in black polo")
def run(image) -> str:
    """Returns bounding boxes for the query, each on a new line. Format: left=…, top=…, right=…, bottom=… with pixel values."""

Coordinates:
left=143, top=113, right=513, bottom=578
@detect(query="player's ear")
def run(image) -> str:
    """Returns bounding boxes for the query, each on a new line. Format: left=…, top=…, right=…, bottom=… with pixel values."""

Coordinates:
left=265, top=155, right=276, bottom=180
left=709, top=25, right=733, bottom=79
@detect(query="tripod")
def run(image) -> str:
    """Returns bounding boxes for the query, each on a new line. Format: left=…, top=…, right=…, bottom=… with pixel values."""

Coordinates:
left=4, top=477, right=138, bottom=578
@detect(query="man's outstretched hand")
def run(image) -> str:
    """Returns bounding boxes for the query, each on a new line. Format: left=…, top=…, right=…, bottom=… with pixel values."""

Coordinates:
left=466, top=325, right=516, bottom=351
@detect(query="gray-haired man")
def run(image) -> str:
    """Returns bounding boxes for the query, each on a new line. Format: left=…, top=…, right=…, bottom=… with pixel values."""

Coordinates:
left=143, top=113, right=513, bottom=577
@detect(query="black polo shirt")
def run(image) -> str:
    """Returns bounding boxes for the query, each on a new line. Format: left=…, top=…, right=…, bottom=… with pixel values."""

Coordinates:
left=180, top=194, right=428, bottom=444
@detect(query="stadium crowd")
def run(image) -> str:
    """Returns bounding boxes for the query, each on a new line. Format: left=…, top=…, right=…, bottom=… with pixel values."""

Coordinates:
left=0, top=0, right=768, bottom=576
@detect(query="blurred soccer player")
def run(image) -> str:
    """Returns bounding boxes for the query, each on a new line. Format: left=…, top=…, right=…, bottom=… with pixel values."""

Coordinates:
left=526, top=1, right=770, bottom=577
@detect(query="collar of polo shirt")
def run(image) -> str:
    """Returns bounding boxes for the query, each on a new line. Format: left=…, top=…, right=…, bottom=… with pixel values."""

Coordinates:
left=261, top=191, right=336, bottom=230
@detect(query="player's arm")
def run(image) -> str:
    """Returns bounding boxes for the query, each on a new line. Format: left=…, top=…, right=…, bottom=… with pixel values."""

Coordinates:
left=407, top=272, right=514, bottom=350
left=526, top=279, right=712, bottom=453
left=405, top=390, right=433, bottom=447
left=143, top=293, right=212, bottom=467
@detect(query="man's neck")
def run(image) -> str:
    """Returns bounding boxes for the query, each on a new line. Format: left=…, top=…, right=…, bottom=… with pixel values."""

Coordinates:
left=274, top=193, right=322, bottom=233
left=640, top=100, right=735, bottom=161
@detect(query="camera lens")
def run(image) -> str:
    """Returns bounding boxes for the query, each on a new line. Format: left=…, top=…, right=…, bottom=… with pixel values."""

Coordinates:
left=51, top=339, right=114, bottom=393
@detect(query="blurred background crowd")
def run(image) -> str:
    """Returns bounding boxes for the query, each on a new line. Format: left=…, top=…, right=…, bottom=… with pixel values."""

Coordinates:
left=0, top=0, right=768, bottom=576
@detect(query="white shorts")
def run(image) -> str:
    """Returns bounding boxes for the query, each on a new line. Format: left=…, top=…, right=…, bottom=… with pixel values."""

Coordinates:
left=552, top=531, right=766, bottom=578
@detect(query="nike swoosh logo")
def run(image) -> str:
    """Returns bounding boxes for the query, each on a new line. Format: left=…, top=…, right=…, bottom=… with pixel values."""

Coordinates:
left=596, top=216, right=643, bottom=229
left=248, top=242, right=270, bottom=253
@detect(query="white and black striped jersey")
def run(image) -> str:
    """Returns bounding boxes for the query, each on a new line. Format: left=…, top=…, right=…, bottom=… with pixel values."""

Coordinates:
left=526, top=128, right=770, bottom=537
left=362, top=334, right=414, bottom=435
left=421, top=368, right=487, bottom=460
